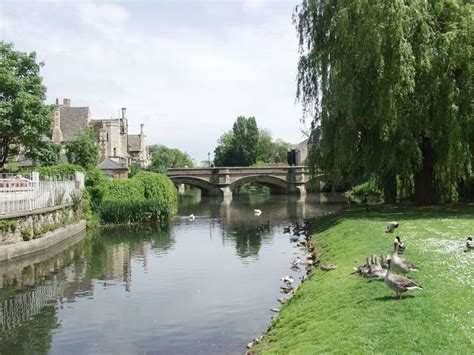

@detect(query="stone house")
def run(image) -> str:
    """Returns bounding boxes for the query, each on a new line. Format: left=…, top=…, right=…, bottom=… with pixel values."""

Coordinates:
left=50, top=98, right=150, bottom=171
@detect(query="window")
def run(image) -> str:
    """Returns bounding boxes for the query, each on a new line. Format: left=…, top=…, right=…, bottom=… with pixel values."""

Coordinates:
left=106, top=133, right=109, bottom=142
left=113, top=147, right=117, bottom=156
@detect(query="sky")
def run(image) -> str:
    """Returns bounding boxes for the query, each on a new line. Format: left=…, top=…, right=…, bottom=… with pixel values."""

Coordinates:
left=1, top=0, right=308, bottom=164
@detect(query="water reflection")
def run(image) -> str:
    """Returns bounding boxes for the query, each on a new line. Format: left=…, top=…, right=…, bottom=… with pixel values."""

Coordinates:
left=0, top=193, right=346, bottom=354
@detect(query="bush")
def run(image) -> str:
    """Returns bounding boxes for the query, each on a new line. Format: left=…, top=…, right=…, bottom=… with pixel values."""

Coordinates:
left=37, top=163, right=85, bottom=180
left=102, top=178, right=146, bottom=202
left=352, top=178, right=381, bottom=196
left=96, top=172, right=177, bottom=225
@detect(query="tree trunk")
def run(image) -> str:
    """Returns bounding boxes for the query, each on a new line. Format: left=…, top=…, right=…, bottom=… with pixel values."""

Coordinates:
left=414, top=136, right=435, bottom=205
left=382, top=171, right=397, bottom=204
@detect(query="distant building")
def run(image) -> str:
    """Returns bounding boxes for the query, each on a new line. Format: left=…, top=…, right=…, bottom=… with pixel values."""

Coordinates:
left=90, top=108, right=130, bottom=167
left=51, top=98, right=91, bottom=143
left=289, top=129, right=321, bottom=166
left=127, top=124, right=149, bottom=168
left=50, top=98, right=150, bottom=170
left=98, top=158, right=128, bottom=179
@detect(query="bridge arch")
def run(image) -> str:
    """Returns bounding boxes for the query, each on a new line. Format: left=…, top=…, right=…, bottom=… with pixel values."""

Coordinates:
left=229, top=175, right=288, bottom=194
left=168, top=176, right=214, bottom=196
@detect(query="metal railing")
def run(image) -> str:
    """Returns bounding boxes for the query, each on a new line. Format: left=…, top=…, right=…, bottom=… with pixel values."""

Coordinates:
left=0, top=175, right=77, bottom=215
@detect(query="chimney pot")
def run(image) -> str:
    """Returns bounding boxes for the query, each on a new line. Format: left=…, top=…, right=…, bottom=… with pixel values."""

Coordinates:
left=140, top=124, right=144, bottom=134
left=55, top=98, right=59, bottom=105
left=63, top=98, right=71, bottom=107
left=121, top=107, right=126, bottom=118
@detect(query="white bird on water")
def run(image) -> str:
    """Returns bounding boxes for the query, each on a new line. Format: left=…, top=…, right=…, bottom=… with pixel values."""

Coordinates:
left=189, top=214, right=195, bottom=221
left=254, top=209, right=262, bottom=216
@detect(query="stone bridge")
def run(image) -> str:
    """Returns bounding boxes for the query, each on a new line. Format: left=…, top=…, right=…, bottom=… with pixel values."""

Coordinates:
left=166, top=166, right=320, bottom=197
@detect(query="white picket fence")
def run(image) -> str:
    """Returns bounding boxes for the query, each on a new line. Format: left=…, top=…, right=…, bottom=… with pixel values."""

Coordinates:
left=0, top=174, right=78, bottom=215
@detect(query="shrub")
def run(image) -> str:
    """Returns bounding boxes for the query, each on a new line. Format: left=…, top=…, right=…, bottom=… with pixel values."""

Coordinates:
left=21, top=227, right=32, bottom=241
left=96, top=172, right=177, bottom=225
left=37, top=163, right=85, bottom=180
left=102, top=178, right=145, bottom=202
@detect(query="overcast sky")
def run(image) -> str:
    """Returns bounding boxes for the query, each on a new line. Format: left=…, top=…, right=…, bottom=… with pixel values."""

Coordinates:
left=1, top=0, right=308, bottom=163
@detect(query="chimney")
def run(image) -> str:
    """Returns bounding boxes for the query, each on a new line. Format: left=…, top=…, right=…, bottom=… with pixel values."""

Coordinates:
left=121, top=107, right=126, bottom=118
left=140, top=124, right=144, bottom=135
left=55, top=98, right=59, bottom=105
left=63, top=98, right=71, bottom=107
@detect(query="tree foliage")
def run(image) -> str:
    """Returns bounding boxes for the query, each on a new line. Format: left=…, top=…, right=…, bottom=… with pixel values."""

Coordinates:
left=25, top=141, right=60, bottom=166
left=64, top=128, right=99, bottom=169
left=0, top=42, right=53, bottom=169
left=214, top=118, right=290, bottom=167
left=148, top=144, right=194, bottom=173
left=294, top=0, right=473, bottom=203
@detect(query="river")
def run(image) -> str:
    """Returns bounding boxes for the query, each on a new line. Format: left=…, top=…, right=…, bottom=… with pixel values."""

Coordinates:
left=0, top=193, right=346, bottom=354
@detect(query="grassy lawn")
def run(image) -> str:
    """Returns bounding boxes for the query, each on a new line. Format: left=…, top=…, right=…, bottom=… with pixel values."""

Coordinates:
left=253, top=205, right=474, bottom=354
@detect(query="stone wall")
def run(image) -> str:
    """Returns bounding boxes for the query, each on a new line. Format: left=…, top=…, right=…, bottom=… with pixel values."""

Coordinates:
left=0, top=204, right=79, bottom=246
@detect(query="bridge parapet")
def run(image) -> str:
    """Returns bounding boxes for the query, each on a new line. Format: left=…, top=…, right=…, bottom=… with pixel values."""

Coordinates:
left=166, top=166, right=312, bottom=197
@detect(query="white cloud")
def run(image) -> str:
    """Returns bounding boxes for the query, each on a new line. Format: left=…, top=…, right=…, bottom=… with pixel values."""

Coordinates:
left=1, top=0, right=307, bottom=162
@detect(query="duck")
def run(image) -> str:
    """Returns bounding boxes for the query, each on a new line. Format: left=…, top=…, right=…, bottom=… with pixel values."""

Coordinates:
left=283, top=226, right=291, bottom=234
left=189, top=214, right=195, bottom=221
left=390, top=247, right=418, bottom=274
left=259, top=221, right=270, bottom=232
left=280, top=275, right=294, bottom=285
left=465, top=237, right=474, bottom=250
left=385, top=221, right=399, bottom=233
left=290, top=256, right=301, bottom=267
left=384, top=258, right=423, bottom=299
left=254, top=209, right=262, bottom=216
left=290, top=236, right=299, bottom=243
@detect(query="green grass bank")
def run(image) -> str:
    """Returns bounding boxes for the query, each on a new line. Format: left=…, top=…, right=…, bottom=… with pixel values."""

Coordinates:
left=253, top=205, right=474, bottom=353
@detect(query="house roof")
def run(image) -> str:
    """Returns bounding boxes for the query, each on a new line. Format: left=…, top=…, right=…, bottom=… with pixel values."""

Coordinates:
left=127, top=134, right=141, bottom=152
left=98, top=158, right=128, bottom=171
left=59, top=106, right=90, bottom=141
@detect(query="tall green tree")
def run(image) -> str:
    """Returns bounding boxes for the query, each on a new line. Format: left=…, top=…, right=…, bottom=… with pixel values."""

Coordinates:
left=257, top=129, right=291, bottom=164
left=294, top=0, right=473, bottom=203
left=214, top=131, right=236, bottom=167
left=0, top=42, right=53, bottom=169
left=214, top=116, right=260, bottom=166
left=148, top=144, right=194, bottom=173
left=65, top=129, right=99, bottom=169
left=232, top=116, right=259, bottom=166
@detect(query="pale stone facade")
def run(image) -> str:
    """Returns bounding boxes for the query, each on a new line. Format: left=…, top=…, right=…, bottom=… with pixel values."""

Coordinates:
left=51, top=99, right=149, bottom=169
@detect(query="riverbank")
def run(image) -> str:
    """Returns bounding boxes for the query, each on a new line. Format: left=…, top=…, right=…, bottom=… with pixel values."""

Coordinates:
left=252, top=205, right=474, bottom=353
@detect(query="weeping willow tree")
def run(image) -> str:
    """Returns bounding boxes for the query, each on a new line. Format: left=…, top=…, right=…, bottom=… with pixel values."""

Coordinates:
left=294, top=0, right=473, bottom=203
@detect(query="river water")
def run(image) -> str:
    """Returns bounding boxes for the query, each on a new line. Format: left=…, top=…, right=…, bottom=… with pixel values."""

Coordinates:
left=0, top=193, right=346, bottom=354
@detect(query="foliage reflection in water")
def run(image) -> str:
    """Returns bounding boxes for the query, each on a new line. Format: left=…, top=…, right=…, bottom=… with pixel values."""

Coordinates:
left=0, top=193, right=346, bottom=354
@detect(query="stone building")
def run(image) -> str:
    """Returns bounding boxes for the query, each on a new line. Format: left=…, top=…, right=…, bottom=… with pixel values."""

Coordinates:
left=90, top=108, right=130, bottom=166
left=51, top=98, right=90, bottom=143
left=50, top=98, right=149, bottom=170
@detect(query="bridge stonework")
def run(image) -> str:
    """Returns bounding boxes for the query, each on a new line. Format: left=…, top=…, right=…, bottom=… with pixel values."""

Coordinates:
left=166, top=166, right=316, bottom=197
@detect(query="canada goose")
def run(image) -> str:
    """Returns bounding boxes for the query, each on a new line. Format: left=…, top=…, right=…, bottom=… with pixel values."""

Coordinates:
left=254, top=209, right=262, bottom=215
left=385, top=221, right=399, bottom=233
left=466, top=237, right=474, bottom=250
left=393, top=236, right=406, bottom=253
left=367, top=255, right=386, bottom=279
left=385, top=259, right=423, bottom=299
left=390, top=247, right=418, bottom=274
left=320, top=263, right=337, bottom=271
left=189, top=214, right=195, bottom=221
